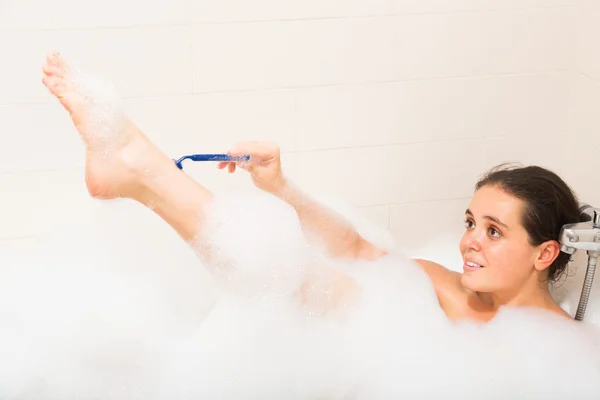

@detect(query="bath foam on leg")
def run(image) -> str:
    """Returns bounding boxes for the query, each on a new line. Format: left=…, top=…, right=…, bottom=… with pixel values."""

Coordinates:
left=156, top=191, right=349, bottom=399
left=176, top=189, right=452, bottom=398
left=193, top=189, right=314, bottom=298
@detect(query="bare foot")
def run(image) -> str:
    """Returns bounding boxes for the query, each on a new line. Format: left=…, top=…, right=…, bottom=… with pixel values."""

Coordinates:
left=41, top=52, right=167, bottom=200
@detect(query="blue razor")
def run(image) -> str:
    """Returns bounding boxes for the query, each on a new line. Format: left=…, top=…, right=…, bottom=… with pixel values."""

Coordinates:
left=173, top=154, right=250, bottom=170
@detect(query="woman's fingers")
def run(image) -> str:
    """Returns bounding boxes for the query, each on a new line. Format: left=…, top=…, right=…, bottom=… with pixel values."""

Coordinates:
left=217, top=161, right=237, bottom=173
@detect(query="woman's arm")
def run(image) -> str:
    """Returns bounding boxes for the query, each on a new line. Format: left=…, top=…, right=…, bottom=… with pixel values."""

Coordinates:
left=273, top=178, right=387, bottom=260
left=221, top=142, right=388, bottom=261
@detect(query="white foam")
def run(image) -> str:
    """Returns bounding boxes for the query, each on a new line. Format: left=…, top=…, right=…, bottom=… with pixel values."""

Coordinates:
left=0, top=199, right=218, bottom=400
left=1, top=189, right=600, bottom=399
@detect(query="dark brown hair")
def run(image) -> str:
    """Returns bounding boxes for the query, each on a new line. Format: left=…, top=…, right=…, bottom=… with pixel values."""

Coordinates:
left=475, top=163, right=580, bottom=282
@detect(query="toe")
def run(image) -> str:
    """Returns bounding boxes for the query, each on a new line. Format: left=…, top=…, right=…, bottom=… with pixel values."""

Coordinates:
left=42, top=63, right=64, bottom=77
left=54, top=53, right=69, bottom=72
left=42, top=75, right=52, bottom=88
left=46, top=51, right=69, bottom=74
left=46, top=51, right=60, bottom=65
left=42, top=76, right=66, bottom=95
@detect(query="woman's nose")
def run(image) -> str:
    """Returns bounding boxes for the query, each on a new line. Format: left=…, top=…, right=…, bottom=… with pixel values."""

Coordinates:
left=464, top=230, right=483, bottom=252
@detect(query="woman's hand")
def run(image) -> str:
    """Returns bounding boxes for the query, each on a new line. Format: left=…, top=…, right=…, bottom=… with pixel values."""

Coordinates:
left=217, top=141, right=287, bottom=195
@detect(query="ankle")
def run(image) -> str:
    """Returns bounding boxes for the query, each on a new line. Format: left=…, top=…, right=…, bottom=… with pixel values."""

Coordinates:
left=114, top=136, right=173, bottom=201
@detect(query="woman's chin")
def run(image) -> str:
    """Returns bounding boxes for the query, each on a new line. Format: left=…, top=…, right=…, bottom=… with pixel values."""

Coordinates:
left=460, top=271, right=488, bottom=293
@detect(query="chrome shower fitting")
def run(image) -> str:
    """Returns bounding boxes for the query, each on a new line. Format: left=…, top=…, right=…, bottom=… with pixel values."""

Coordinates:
left=559, top=203, right=600, bottom=321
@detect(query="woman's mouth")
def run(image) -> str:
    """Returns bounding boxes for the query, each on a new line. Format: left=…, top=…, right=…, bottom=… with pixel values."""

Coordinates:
left=463, top=261, right=484, bottom=272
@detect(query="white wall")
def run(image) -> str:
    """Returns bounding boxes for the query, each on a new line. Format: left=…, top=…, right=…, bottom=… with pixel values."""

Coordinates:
left=0, top=0, right=580, bottom=258
left=563, top=0, right=600, bottom=208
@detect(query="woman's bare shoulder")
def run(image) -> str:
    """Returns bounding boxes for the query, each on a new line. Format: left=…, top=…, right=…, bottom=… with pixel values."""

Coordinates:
left=412, top=258, right=464, bottom=295
left=412, top=258, right=473, bottom=319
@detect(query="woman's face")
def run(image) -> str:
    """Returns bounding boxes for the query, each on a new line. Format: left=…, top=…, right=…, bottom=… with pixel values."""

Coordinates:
left=459, top=185, right=543, bottom=294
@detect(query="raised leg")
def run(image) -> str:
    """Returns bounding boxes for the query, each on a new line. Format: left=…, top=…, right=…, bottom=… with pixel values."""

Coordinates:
left=41, top=52, right=212, bottom=244
left=41, top=52, right=357, bottom=311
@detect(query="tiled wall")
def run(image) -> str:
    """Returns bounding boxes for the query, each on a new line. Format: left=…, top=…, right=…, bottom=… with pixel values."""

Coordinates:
left=563, top=0, right=600, bottom=209
left=0, top=0, right=581, bottom=260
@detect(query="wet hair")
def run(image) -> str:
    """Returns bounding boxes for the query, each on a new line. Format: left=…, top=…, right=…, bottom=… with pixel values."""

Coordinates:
left=475, top=163, right=580, bottom=282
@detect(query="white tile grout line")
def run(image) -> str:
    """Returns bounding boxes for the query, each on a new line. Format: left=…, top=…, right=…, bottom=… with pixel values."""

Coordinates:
left=578, top=72, right=600, bottom=85
left=0, top=234, right=40, bottom=242
left=0, top=4, right=576, bottom=32
left=0, top=70, right=571, bottom=108
left=0, top=132, right=571, bottom=177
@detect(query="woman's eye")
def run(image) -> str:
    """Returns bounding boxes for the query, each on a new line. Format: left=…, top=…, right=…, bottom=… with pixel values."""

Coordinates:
left=489, top=227, right=501, bottom=237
